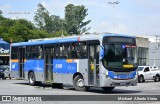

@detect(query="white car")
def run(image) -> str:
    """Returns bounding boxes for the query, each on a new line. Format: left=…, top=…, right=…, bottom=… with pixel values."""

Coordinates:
left=137, top=66, right=160, bottom=83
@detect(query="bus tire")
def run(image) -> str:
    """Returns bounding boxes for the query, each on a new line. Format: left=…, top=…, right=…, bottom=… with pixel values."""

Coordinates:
left=29, top=72, right=36, bottom=86
left=102, top=87, right=115, bottom=92
left=73, top=75, right=89, bottom=91
left=154, top=75, right=159, bottom=82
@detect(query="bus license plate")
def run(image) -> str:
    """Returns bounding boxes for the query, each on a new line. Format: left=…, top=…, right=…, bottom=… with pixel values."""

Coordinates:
left=120, top=82, right=126, bottom=86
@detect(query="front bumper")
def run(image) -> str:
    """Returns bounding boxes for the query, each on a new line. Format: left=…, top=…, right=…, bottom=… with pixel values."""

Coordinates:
left=101, top=74, right=137, bottom=87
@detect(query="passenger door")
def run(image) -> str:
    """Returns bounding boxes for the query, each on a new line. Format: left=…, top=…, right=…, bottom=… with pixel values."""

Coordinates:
left=44, top=46, right=54, bottom=82
left=88, top=41, right=100, bottom=86
left=18, top=48, right=25, bottom=79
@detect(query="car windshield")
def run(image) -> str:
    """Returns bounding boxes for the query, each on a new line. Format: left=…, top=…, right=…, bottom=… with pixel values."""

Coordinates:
left=137, top=67, right=144, bottom=71
left=102, top=44, right=137, bottom=68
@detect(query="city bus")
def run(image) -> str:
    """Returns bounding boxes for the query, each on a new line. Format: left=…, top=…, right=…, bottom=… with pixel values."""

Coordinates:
left=10, top=34, right=138, bottom=91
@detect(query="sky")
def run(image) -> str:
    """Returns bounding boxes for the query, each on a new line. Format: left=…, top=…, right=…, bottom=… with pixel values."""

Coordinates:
left=0, top=0, right=160, bottom=35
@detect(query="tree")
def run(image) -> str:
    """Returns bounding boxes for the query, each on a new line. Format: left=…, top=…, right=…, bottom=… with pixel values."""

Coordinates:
left=64, top=4, right=91, bottom=35
left=34, top=4, right=50, bottom=30
left=34, top=3, right=64, bottom=34
left=0, top=10, right=2, bottom=15
left=0, top=9, right=52, bottom=43
left=53, top=30, right=68, bottom=37
left=0, top=10, right=5, bottom=23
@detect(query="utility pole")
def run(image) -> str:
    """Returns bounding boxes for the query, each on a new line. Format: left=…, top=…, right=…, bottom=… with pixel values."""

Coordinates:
left=108, top=1, right=120, bottom=34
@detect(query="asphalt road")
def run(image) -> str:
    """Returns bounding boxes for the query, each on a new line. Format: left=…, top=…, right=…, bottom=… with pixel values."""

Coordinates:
left=0, top=79, right=160, bottom=95
left=0, top=79, right=160, bottom=104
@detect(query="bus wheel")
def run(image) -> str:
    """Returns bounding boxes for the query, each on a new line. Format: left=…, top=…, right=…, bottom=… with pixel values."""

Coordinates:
left=29, top=72, right=36, bottom=86
left=73, top=75, right=89, bottom=91
left=102, top=87, right=115, bottom=92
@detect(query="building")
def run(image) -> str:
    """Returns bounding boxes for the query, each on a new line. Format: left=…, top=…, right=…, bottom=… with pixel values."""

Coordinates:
left=135, top=35, right=160, bottom=67
left=136, top=37, right=149, bottom=66
left=148, top=36, right=160, bottom=67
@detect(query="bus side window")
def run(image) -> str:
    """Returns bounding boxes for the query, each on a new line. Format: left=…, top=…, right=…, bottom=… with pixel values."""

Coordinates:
left=37, top=46, right=43, bottom=59
left=70, top=50, right=78, bottom=59
left=59, top=43, right=69, bottom=59
left=11, top=47, right=18, bottom=59
left=25, top=45, right=43, bottom=59
left=75, top=42, right=87, bottom=59
left=69, top=43, right=77, bottom=59
left=55, top=44, right=59, bottom=59
left=26, top=46, right=32, bottom=59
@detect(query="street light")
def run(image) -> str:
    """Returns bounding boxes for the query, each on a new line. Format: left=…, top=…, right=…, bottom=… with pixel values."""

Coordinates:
left=108, top=1, right=120, bottom=34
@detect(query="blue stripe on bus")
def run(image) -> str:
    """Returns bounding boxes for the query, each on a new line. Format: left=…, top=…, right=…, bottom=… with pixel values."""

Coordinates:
left=53, top=59, right=77, bottom=74
left=24, top=59, right=44, bottom=72
left=11, top=62, right=18, bottom=71
left=108, top=71, right=136, bottom=79
left=11, top=59, right=77, bottom=74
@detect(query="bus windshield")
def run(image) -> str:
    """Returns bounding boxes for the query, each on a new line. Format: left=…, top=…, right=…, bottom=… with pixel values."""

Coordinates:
left=102, top=44, right=137, bottom=69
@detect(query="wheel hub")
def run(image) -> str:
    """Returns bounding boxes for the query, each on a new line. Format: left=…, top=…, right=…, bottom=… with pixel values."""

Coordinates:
left=77, top=79, right=84, bottom=87
left=30, top=75, right=34, bottom=83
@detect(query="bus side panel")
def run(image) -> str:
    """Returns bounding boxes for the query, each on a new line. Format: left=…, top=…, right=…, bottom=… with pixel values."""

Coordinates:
left=24, top=59, right=44, bottom=81
left=10, top=61, right=19, bottom=78
left=52, top=59, right=89, bottom=85
left=78, top=59, right=89, bottom=85
left=53, top=73, right=73, bottom=85
left=53, top=59, right=77, bottom=85
left=53, top=59, right=77, bottom=73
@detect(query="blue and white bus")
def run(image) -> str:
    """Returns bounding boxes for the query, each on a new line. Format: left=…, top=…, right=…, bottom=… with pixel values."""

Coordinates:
left=10, top=34, right=138, bottom=91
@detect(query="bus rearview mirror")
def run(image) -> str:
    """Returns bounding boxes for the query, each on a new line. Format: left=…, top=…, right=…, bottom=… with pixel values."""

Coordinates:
left=100, top=46, right=104, bottom=61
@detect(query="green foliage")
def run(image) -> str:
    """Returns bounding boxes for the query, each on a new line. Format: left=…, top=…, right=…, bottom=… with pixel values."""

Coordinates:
left=0, top=10, right=4, bottom=20
left=0, top=10, right=2, bottom=15
left=34, top=4, right=50, bottom=30
left=34, top=3, right=64, bottom=34
left=0, top=17, right=50, bottom=42
left=52, top=30, right=68, bottom=37
left=64, top=4, right=91, bottom=34
left=34, top=3, right=91, bottom=35
left=0, top=3, right=91, bottom=43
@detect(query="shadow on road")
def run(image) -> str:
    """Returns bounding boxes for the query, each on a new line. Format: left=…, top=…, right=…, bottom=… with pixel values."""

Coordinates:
left=137, top=81, right=158, bottom=84
left=13, top=82, right=53, bottom=87
left=86, top=88, right=141, bottom=94
left=13, top=82, right=141, bottom=94
left=62, top=86, right=142, bottom=94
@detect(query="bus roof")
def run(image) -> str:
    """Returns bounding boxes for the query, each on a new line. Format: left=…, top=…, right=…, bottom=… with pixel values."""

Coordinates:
left=12, top=33, right=135, bottom=47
